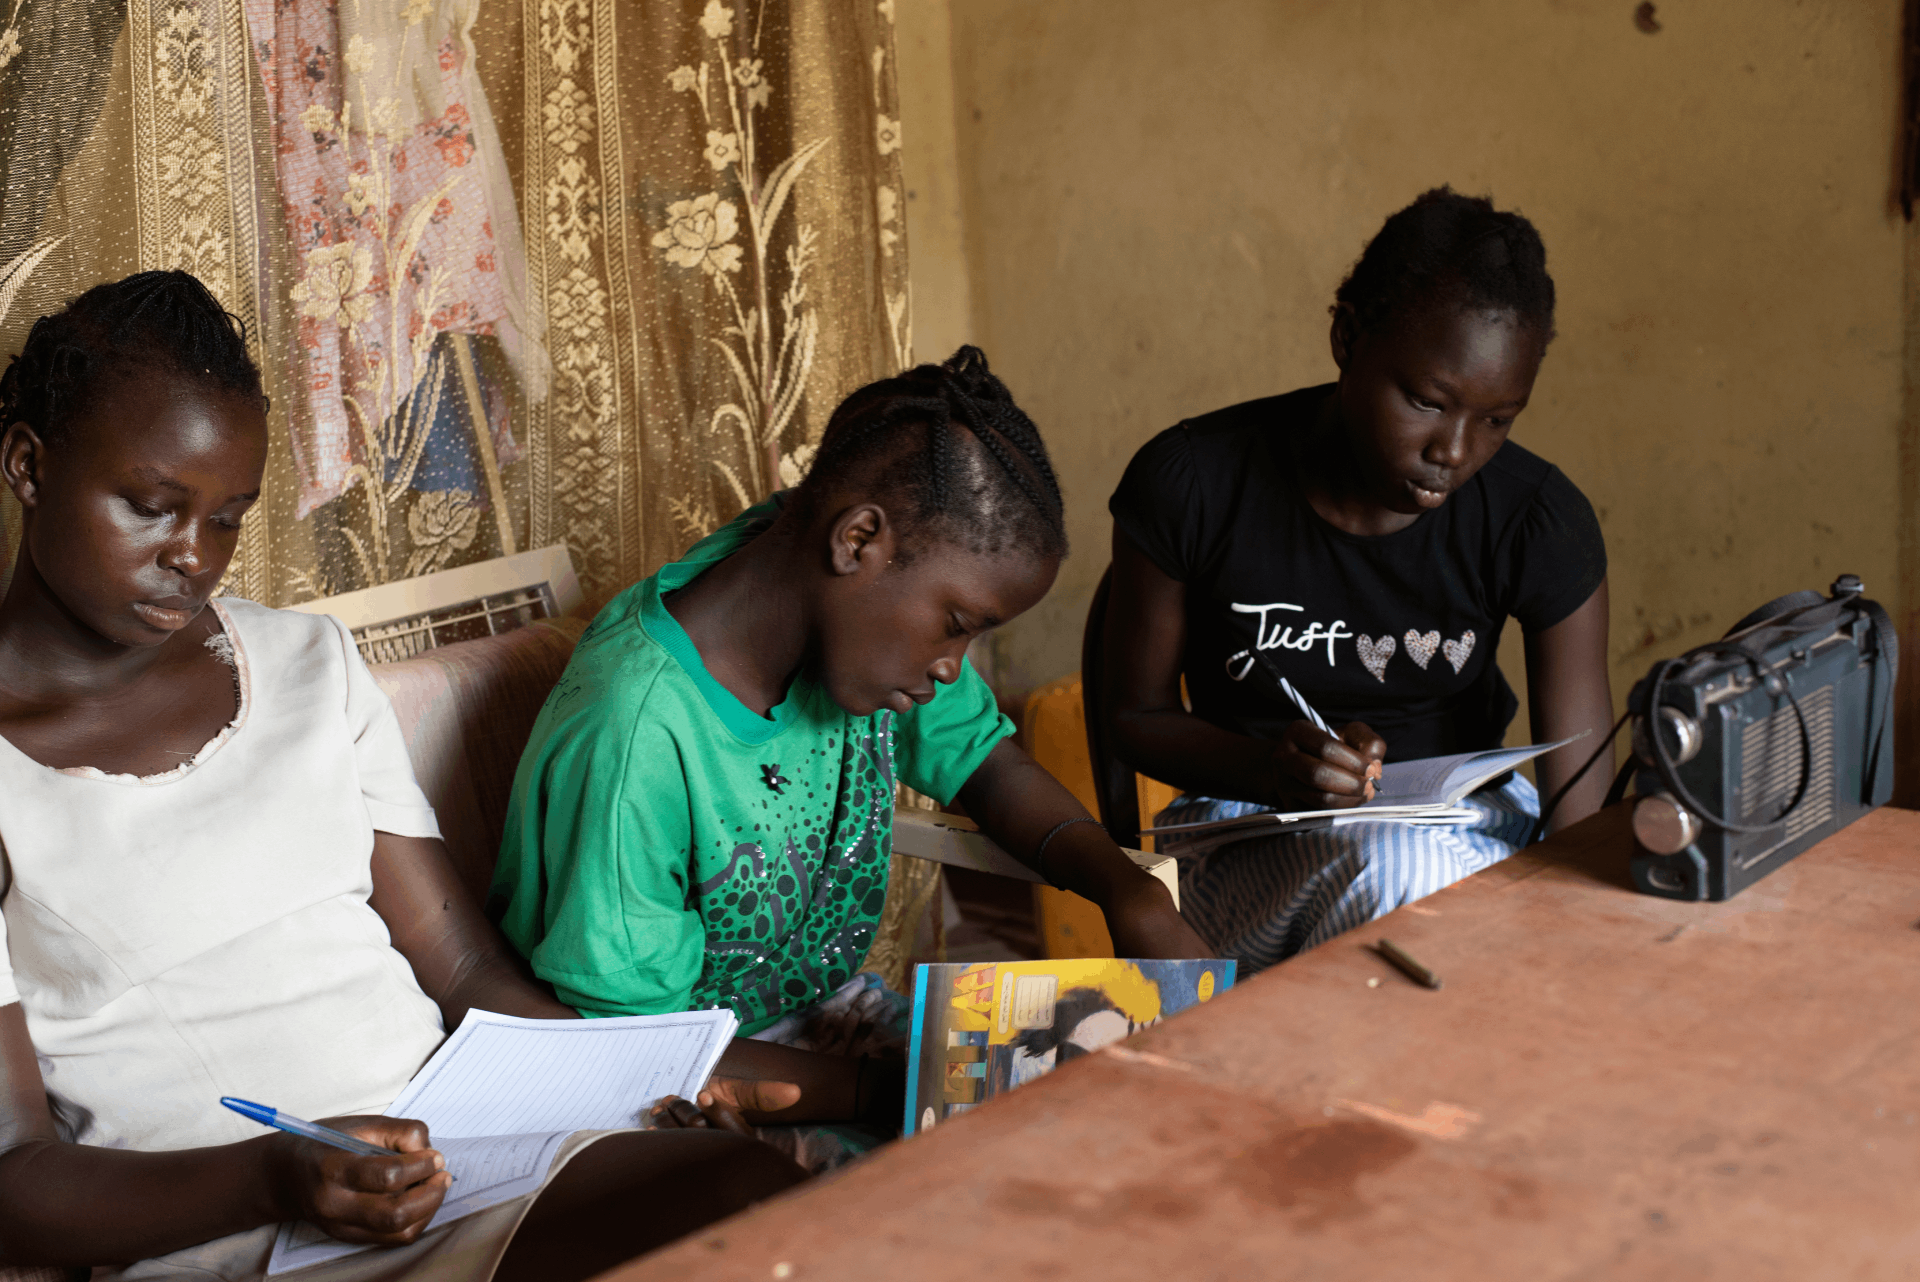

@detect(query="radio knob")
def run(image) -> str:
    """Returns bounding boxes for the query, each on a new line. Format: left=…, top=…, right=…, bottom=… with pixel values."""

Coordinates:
left=1632, top=707, right=1704, bottom=766
left=1633, top=793, right=1703, bottom=854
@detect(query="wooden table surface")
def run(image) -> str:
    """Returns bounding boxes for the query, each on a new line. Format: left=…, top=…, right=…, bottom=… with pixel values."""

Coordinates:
left=609, top=805, right=1920, bottom=1281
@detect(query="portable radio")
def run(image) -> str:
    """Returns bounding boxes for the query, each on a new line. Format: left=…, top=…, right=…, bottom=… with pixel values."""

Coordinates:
left=1624, top=576, right=1897, bottom=901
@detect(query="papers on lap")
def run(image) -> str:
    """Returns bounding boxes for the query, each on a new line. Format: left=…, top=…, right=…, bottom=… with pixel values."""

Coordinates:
left=1141, top=735, right=1584, bottom=855
left=267, top=1008, right=738, bottom=1274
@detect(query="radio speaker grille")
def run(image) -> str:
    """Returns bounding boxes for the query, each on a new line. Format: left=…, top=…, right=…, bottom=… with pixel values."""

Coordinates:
left=1737, top=685, right=1834, bottom=842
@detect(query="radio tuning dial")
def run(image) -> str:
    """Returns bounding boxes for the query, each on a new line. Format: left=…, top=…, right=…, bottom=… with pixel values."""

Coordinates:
left=1633, top=707, right=1704, bottom=766
left=1633, top=793, right=1703, bottom=854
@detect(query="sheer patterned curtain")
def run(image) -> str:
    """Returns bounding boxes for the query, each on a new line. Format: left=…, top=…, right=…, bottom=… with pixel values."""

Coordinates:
left=0, top=0, right=910, bottom=603
left=0, top=0, right=937, bottom=987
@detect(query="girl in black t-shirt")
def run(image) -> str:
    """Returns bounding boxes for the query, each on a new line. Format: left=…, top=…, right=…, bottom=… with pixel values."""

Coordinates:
left=1103, top=188, right=1612, bottom=971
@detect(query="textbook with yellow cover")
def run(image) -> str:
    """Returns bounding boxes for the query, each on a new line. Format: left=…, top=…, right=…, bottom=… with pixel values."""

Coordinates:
left=903, top=958, right=1235, bottom=1136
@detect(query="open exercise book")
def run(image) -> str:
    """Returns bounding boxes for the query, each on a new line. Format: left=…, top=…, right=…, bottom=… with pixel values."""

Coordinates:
left=267, top=1008, right=737, bottom=1274
left=1140, top=734, right=1584, bottom=856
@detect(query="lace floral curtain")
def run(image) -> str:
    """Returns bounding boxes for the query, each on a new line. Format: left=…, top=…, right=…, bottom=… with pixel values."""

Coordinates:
left=0, top=0, right=912, bottom=611
left=0, top=0, right=939, bottom=987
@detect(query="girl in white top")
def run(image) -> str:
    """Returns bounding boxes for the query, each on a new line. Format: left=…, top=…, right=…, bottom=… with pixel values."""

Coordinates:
left=0, top=274, right=811, bottom=1279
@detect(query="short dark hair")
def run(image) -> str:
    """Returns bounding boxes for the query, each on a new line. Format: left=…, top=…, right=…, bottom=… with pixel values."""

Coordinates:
left=794, top=345, right=1067, bottom=563
left=0, top=270, right=267, bottom=448
left=1334, top=186, right=1556, bottom=343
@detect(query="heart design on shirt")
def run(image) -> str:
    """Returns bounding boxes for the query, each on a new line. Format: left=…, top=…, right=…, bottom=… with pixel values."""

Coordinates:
left=1442, top=630, right=1476, bottom=674
left=1356, top=633, right=1396, bottom=682
left=1403, top=630, right=1440, bottom=670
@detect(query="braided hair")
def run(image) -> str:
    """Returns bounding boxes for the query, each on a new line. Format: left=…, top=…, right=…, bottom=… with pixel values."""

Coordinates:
left=1334, top=187, right=1556, bottom=344
left=794, top=345, right=1067, bottom=564
left=0, top=270, right=266, bottom=449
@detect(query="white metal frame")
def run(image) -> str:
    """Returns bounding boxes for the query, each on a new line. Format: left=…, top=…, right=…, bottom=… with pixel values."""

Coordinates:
left=284, top=545, right=581, bottom=664
left=894, top=809, right=1179, bottom=909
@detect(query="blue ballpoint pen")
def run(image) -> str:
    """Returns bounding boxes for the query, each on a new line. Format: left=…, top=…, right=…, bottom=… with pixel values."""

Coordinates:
left=220, top=1097, right=398, bottom=1157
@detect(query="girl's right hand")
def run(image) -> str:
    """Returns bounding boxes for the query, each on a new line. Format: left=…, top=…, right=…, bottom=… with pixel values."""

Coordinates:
left=1268, top=720, right=1386, bottom=808
left=650, top=1076, right=804, bottom=1134
left=265, top=1116, right=450, bottom=1246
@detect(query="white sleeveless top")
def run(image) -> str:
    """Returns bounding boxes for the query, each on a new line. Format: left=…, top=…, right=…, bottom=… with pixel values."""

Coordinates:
left=0, top=598, right=447, bottom=1152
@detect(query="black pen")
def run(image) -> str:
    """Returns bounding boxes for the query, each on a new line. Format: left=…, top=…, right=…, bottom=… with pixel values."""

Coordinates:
left=1375, top=939, right=1443, bottom=990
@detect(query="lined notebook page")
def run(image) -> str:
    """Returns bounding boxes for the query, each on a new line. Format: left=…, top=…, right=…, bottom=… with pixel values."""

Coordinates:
left=271, top=1131, right=572, bottom=1274
left=1369, top=735, right=1583, bottom=806
left=432, top=1131, right=573, bottom=1212
left=266, top=1008, right=737, bottom=1275
left=1368, top=751, right=1493, bottom=803
left=389, top=1008, right=739, bottom=1136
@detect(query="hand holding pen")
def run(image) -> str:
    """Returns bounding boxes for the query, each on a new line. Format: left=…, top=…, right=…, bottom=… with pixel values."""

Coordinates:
left=222, top=1098, right=450, bottom=1247
left=1250, top=652, right=1385, bottom=808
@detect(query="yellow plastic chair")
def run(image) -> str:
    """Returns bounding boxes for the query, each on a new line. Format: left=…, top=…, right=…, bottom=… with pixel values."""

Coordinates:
left=1023, top=674, right=1177, bottom=957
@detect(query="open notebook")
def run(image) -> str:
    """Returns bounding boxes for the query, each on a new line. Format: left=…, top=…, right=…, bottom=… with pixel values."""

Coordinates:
left=267, top=1008, right=737, bottom=1274
left=1140, top=734, right=1584, bottom=856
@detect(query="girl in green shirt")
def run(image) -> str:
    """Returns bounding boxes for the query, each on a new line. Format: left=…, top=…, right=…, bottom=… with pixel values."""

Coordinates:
left=492, top=347, right=1208, bottom=1150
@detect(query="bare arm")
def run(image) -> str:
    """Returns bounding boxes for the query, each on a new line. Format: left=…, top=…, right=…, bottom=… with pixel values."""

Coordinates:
left=0, top=1001, right=447, bottom=1267
left=370, top=832, right=580, bottom=1027
left=1104, top=526, right=1382, bottom=808
left=957, top=737, right=1213, bottom=958
left=1524, top=579, right=1615, bottom=834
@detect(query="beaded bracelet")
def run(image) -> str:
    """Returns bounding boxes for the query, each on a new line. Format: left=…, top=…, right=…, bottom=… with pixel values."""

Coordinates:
left=1034, top=816, right=1104, bottom=888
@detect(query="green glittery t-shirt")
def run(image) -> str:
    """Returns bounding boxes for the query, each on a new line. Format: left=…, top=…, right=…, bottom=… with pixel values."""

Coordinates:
left=488, top=496, right=1014, bottom=1034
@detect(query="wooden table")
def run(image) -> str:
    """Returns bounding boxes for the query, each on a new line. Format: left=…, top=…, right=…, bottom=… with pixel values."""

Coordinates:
left=610, top=805, right=1920, bottom=1280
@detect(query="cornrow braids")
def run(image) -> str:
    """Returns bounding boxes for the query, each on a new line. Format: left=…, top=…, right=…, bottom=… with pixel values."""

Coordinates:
left=795, top=345, right=1067, bottom=564
left=0, top=270, right=267, bottom=450
left=1334, top=186, right=1556, bottom=344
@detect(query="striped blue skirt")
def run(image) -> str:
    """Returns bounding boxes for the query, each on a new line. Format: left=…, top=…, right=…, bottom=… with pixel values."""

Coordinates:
left=1158, top=776, right=1540, bottom=975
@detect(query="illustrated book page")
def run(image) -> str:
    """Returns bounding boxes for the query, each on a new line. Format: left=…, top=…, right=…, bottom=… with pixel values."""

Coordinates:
left=903, top=959, right=1234, bottom=1136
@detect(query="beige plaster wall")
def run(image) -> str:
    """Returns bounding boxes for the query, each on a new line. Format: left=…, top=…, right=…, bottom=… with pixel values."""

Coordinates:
left=902, top=0, right=1906, bottom=742
left=895, top=0, right=977, bottom=365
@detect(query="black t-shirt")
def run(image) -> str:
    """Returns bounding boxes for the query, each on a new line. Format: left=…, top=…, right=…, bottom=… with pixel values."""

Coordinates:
left=1109, top=385, right=1607, bottom=761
